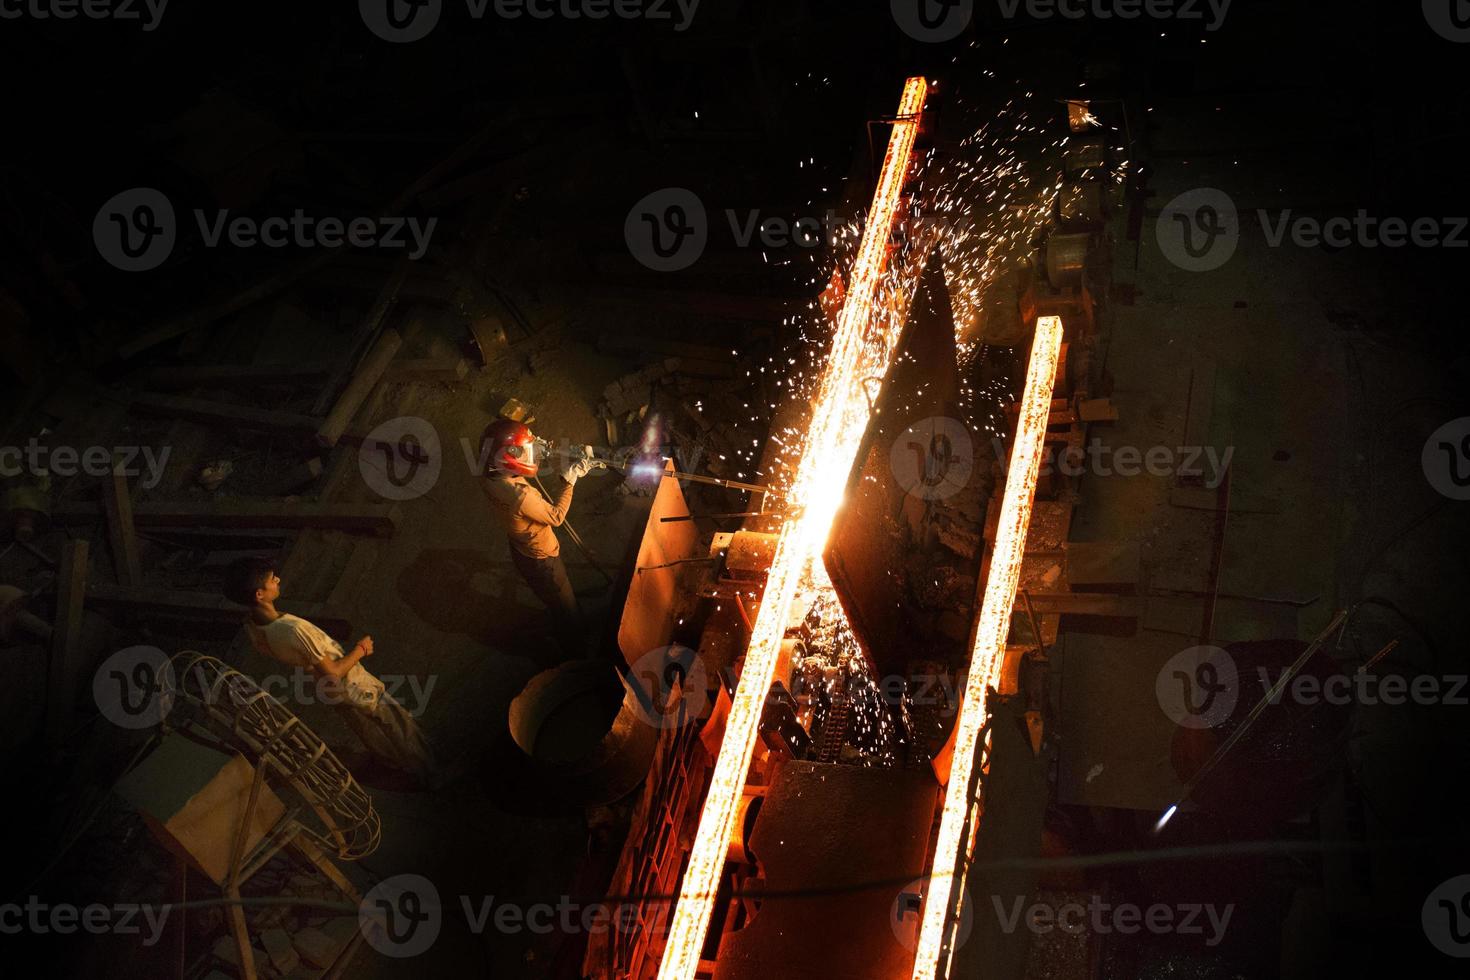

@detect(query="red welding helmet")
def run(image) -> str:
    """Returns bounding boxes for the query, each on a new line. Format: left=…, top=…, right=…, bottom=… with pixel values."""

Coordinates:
left=481, top=419, right=538, bottom=477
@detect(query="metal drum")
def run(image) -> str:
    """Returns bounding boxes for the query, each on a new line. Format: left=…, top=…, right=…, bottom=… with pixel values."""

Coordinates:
left=1044, top=233, right=1092, bottom=289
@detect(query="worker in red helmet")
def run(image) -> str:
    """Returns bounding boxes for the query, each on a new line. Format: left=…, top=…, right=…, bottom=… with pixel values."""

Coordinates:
left=479, top=418, right=595, bottom=651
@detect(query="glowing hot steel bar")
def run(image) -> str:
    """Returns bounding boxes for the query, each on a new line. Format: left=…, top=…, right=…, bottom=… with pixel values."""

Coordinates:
left=911, top=315, right=1065, bottom=980
left=656, top=76, right=929, bottom=980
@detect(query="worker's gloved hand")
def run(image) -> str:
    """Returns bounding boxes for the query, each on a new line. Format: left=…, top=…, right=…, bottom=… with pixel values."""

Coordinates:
left=565, top=456, right=595, bottom=485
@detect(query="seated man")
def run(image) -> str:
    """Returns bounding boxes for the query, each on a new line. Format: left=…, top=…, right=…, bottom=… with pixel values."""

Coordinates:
left=222, top=556, right=437, bottom=785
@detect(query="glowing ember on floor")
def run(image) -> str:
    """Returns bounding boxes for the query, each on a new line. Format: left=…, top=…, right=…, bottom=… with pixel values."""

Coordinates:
left=911, top=315, right=1064, bottom=980
left=655, top=75, right=929, bottom=980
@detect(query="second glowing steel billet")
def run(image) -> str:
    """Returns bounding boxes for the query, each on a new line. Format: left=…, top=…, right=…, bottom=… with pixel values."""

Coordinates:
left=911, top=315, right=1065, bottom=979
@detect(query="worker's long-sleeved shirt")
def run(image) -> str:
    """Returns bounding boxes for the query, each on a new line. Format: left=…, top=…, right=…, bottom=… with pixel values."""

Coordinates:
left=481, top=473, right=574, bottom=559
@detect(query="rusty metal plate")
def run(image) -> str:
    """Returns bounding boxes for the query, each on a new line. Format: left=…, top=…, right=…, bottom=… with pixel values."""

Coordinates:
left=617, top=461, right=702, bottom=668
left=823, top=254, right=975, bottom=675
left=712, top=760, right=939, bottom=980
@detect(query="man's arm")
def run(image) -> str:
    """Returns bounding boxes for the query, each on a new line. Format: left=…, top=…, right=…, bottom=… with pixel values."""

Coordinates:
left=517, top=481, right=574, bottom=527
left=292, top=625, right=373, bottom=680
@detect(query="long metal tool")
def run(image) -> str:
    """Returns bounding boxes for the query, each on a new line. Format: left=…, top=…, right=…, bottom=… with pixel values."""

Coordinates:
left=1152, top=607, right=1350, bottom=834
left=603, top=459, right=774, bottom=495
left=533, top=476, right=616, bottom=585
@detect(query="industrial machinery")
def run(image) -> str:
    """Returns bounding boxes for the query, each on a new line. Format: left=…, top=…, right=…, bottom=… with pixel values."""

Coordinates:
left=582, top=77, right=1113, bottom=980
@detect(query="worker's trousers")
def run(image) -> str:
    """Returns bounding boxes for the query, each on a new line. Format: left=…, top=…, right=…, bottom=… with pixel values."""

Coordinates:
left=340, top=693, right=437, bottom=780
left=509, top=547, right=583, bottom=652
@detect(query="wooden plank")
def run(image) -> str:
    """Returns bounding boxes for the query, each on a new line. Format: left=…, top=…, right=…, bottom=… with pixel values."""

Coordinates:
left=1063, top=541, right=1140, bottom=588
left=1019, top=592, right=1141, bottom=617
left=1077, top=397, right=1119, bottom=422
left=327, top=540, right=379, bottom=609
left=385, top=357, right=469, bottom=383
left=1182, top=362, right=1216, bottom=451
left=101, top=454, right=143, bottom=586
left=135, top=362, right=332, bottom=391
left=55, top=500, right=401, bottom=536
left=113, top=252, right=339, bottom=361
left=1169, top=487, right=1279, bottom=514
left=590, top=286, right=793, bottom=324
left=263, top=457, right=325, bottom=497
left=311, top=262, right=408, bottom=416
left=135, top=355, right=464, bottom=392
left=82, top=584, right=350, bottom=637
left=122, top=391, right=419, bottom=457
left=126, top=391, right=319, bottom=436
left=47, top=540, right=89, bottom=747
left=316, top=327, right=404, bottom=447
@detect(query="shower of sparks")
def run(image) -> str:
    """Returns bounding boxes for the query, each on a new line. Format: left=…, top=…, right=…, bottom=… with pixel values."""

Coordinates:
left=794, top=587, right=901, bottom=764
left=655, top=76, right=930, bottom=980
left=646, top=54, right=1127, bottom=978
left=910, top=315, right=1064, bottom=980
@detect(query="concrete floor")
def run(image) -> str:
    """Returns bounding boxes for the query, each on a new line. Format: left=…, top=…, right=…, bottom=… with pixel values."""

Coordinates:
left=1052, top=41, right=1470, bottom=979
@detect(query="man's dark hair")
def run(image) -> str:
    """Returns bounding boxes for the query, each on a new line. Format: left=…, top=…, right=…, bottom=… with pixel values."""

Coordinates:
left=222, top=556, right=275, bottom=607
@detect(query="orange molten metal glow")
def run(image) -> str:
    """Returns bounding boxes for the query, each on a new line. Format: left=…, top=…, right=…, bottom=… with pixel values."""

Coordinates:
left=655, top=76, right=929, bottom=980
left=911, top=315, right=1064, bottom=980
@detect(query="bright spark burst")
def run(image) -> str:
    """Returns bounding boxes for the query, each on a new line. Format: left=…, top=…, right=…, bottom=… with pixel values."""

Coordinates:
left=655, top=76, right=929, bottom=980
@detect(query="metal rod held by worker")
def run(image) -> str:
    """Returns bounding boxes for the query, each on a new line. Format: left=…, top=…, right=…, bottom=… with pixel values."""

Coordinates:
left=1153, top=607, right=1349, bottom=833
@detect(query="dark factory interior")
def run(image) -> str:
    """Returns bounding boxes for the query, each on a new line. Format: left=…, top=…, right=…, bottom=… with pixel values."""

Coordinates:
left=0, top=2, right=1467, bottom=978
